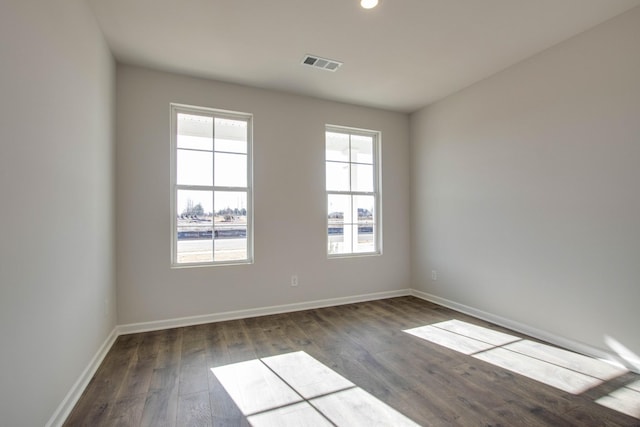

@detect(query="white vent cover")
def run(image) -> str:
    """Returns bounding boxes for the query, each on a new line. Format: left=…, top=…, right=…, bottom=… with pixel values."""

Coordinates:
left=301, top=54, right=343, bottom=72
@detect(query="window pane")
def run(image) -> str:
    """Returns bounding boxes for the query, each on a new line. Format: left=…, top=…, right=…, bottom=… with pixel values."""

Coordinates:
left=328, top=194, right=352, bottom=254
left=326, top=132, right=349, bottom=162
left=354, top=195, right=375, bottom=223
left=326, top=161, right=350, bottom=191
left=355, top=195, right=375, bottom=253
left=328, top=226, right=344, bottom=254
left=177, top=149, right=213, bottom=186
left=214, top=191, right=248, bottom=262
left=328, top=224, right=353, bottom=255
left=351, top=135, right=373, bottom=164
left=177, top=189, right=214, bottom=217
left=177, top=113, right=213, bottom=150
left=177, top=235, right=214, bottom=263
left=351, top=163, right=373, bottom=192
left=215, top=118, right=247, bottom=153
left=328, top=194, right=352, bottom=224
left=176, top=189, right=213, bottom=263
left=215, top=153, right=247, bottom=187
left=355, top=224, right=375, bottom=253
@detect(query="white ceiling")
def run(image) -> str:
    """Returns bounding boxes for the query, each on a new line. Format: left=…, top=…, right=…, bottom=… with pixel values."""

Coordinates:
left=89, top=0, right=640, bottom=113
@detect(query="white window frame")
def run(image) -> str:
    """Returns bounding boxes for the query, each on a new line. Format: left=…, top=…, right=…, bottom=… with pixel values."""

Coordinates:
left=326, top=124, right=382, bottom=257
left=170, top=103, right=254, bottom=267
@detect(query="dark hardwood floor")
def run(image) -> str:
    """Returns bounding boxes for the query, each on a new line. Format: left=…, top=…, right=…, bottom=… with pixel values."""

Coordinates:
left=64, top=297, right=640, bottom=426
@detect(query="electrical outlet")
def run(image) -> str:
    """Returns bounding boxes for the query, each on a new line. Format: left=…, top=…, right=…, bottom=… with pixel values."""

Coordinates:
left=431, top=270, right=437, bottom=281
left=291, top=275, right=298, bottom=287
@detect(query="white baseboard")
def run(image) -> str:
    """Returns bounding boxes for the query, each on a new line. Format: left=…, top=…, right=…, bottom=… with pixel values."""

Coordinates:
left=118, top=288, right=412, bottom=335
left=46, top=327, right=118, bottom=427
left=410, top=289, right=635, bottom=372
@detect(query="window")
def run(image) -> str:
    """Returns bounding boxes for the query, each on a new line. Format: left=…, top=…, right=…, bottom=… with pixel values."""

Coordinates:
left=170, top=104, right=253, bottom=266
left=326, top=126, right=381, bottom=256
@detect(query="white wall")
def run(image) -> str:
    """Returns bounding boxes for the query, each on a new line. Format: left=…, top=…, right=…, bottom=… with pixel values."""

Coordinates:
left=0, top=0, right=116, bottom=426
left=116, top=65, right=410, bottom=325
left=411, top=7, right=640, bottom=362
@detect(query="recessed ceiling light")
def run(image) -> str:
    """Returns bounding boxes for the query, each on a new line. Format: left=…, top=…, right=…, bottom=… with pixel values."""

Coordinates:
left=361, top=0, right=378, bottom=9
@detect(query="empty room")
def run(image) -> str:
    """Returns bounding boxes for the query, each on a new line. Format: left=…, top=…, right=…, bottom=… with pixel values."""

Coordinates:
left=1, top=0, right=640, bottom=426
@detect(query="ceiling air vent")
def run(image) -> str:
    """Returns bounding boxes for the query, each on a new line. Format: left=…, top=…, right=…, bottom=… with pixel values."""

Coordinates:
left=301, top=54, right=343, bottom=72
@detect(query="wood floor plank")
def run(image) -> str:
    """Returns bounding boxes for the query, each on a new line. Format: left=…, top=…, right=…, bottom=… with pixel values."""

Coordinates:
left=451, top=360, right=580, bottom=416
left=203, top=323, right=230, bottom=367
left=181, top=334, right=206, bottom=367
left=246, top=314, right=297, bottom=356
left=139, top=388, right=179, bottom=427
left=64, top=342, right=137, bottom=426
left=149, top=365, right=179, bottom=392
left=102, top=395, right=146, bottom=427
left=136, top=331, right=163, bottom=361
left=182, top=323, right=209, bottom=344
left=63, top=400, right=112, bottom=427
left=154, top=328, right=183, bottom=369
left=179, top=361, right=209, bottom=396
left=375, top=347, right=508, bottom=425
left=219, top=320, right=257, bottom=363
left=311, top=306, right=445, bottom=423
left=116, top=356, right=155, bottom=399
left=64, top=296, right=640, bottom=426
left=177, top=390, right=213, bottom=427
left=240, top=320, right=275, bottom=358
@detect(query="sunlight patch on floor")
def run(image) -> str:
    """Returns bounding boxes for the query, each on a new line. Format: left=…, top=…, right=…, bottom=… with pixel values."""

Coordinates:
left=596, top=380, right=640, bottom=419
left=311, top=387, right=418, bottom=427
left=504, top=339, right=626, bottom=381
left=261, top=351, right=354, bottom=399
left=211, top=351, right=420, bottom=427
left=247, top=401, right=332, bottom=427
left=474, top=347, right=603, bottom=394
left=404, top=324, right=496, bottom=355
left=404, top=320, right=627, bottom=396
left=211, top=359, right=302, bottom=415
left=432, top=319, right=521, bottom=346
